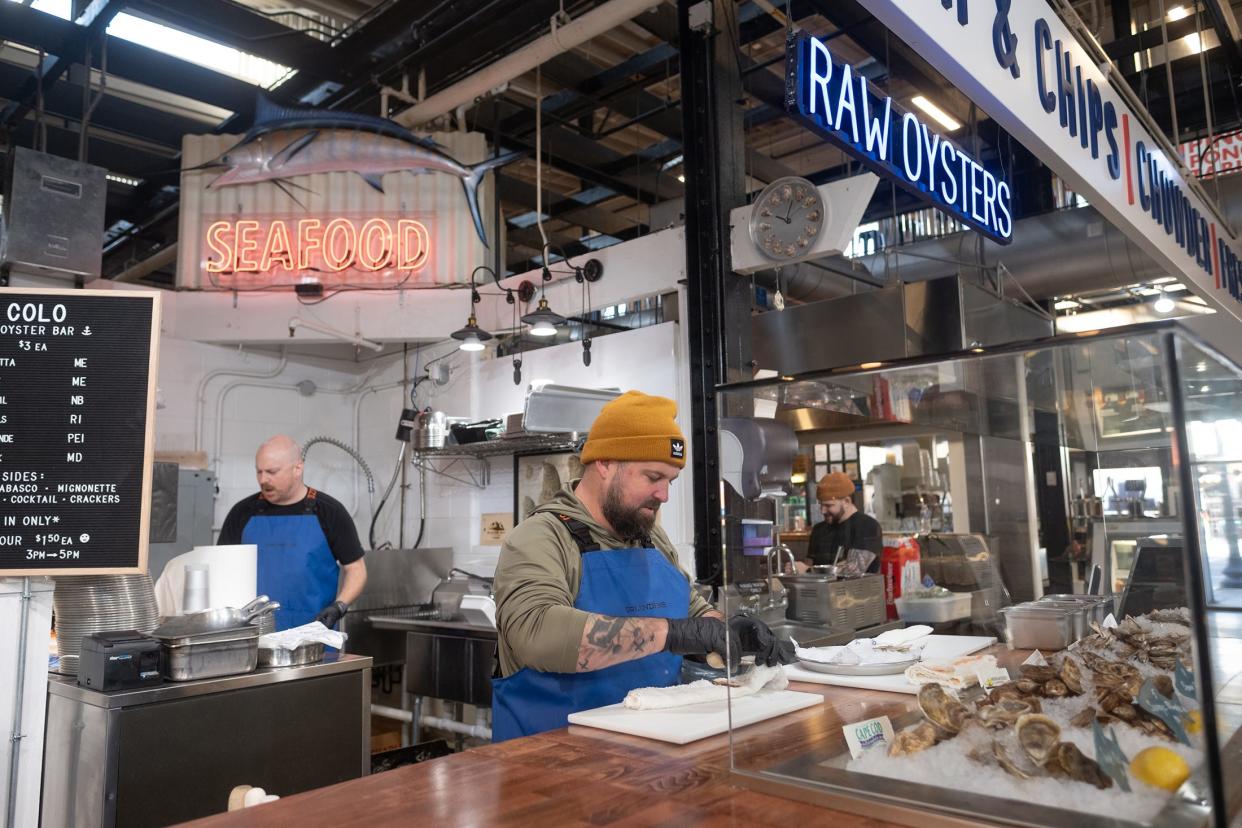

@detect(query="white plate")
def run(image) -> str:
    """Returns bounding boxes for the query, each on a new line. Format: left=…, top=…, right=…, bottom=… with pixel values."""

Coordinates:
left=796, top=657, right=918, bottom=676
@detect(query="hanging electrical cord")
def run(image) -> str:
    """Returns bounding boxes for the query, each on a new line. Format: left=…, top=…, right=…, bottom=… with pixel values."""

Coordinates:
left=1193, top=2, right=1221, bottom=206
left=412, top=463, right=427, bottom=549
left=368, top=441, right=408, bottom=550
left=535, top=63, right=550, bottom=253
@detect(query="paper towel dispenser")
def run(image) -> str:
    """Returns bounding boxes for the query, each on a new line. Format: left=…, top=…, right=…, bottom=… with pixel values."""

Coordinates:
left=719, top=418, right=797, bottom=500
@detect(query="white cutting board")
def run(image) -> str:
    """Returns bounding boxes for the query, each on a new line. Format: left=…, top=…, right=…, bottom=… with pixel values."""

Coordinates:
left=567, top=688, right=824, bottom=745
left=785, top=634, right=997, bottom=694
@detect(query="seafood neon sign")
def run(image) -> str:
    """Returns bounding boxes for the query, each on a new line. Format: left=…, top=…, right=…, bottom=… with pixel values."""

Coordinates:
left=203, top=216, right=431, bottom=277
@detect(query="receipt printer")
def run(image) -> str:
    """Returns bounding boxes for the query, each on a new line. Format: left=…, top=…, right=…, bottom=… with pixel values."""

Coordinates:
left=77, top=631, right=163, bottom=691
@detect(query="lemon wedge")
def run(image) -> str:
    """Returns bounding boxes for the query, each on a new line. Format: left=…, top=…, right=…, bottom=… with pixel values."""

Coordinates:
left=1130, top=747, right=1190, bottom=791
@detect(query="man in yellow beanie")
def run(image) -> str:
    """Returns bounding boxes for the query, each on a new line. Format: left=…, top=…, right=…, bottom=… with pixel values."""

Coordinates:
left=491, top=390, right=793, bottom=741
left=790, top=471, right=883, bottom=573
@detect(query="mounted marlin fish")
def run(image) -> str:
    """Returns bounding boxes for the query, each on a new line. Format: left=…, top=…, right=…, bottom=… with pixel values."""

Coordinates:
left=195, top=98, right=521, bottom=247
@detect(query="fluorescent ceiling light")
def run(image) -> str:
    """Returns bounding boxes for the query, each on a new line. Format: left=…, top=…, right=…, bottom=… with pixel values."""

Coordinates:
left=21, top=0, right=290, bottom=87
left=1167, top=5, right=1190, bottom=21
left=1054, top=299, right=1080, bottom=310
left=1185, top=32, right=1204, bottom=53
left=1162, top=282, right=1186, bottom=292
left=911, top=95, right=962, bottom=131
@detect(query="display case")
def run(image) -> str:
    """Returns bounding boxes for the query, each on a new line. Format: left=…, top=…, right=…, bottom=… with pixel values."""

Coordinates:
left=716, top=322, right=1241, bottom=828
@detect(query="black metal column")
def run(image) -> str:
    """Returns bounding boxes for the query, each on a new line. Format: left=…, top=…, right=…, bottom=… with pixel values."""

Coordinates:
left=678, top=0, right=751, bottom=582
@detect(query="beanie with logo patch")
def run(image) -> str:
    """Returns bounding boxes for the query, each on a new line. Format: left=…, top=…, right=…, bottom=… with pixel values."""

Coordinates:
left=580, top=390, right=687, bottom=469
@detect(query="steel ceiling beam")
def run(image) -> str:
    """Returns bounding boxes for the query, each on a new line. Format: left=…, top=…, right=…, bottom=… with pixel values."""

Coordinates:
left=1202, top=0, right=1242, bottom=74
left=0, top=2, right=258, bottom=114
left=0, top=62, right=211, bottom=150
left=6, top=116, right=174, bottom=176
left=124, top=0, right=345, bottom=78
left=0, top=0, right=123, bottom=129
left=472, top=101, right=678, bottom=205
left=301, top=0, right=516, bottom=112
left=1103, top=15, right=1199, bottom=59
left=497, top=174, right=647, bottom=238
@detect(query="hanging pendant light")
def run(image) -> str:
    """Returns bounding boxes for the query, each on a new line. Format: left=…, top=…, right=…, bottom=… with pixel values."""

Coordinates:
left=521, top=297, right=565, bottom=337
left=451, top=315, right=492, bottom=352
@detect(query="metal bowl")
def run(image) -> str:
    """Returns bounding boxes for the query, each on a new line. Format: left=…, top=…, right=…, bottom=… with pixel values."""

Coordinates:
left=257, top=642, right=325, bottom=668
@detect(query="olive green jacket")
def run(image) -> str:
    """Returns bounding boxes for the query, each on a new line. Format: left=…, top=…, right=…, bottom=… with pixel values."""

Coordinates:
left=494, top=482, right=713, bottom=676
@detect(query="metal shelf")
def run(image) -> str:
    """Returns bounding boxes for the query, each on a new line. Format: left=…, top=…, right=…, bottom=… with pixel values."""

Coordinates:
left=413, top=434, right=582, bottom=460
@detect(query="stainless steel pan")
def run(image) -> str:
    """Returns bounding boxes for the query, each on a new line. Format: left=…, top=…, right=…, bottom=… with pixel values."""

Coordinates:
left=152, top=596, right=279, bottom=640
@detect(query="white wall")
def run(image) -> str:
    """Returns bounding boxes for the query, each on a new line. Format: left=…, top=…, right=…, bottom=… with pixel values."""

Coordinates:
left=154, top=336, right=398, bottom=536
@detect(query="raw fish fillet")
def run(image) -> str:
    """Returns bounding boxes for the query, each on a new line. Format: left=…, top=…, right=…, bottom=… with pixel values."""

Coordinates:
left=622, top=665, right=788, bottom=710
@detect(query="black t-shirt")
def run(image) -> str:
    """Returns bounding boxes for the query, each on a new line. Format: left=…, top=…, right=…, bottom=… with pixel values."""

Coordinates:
left=808, top=511, right=883, bottom=571
left=219, top=488, right=365, bottom=565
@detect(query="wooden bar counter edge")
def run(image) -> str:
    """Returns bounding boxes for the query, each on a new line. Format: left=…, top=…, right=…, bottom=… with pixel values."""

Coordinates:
left=179, top=646, right=1030, bottom=828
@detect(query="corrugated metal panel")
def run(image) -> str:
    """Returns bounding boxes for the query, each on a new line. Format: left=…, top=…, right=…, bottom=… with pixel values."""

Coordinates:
left=176, top=131, right=497, bottom=289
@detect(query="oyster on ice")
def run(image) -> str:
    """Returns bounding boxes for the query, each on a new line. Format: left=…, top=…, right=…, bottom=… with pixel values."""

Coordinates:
left=918, top=684, right=969, bottom=735
left=1045, top=742, right=1114, bottom=790
left=1059, top=657, right=1084, bottom=695
left=977, top=698, right=1035, bottom=729
left=1016, top=714, right=1061, bottom=766
left=992, top=739, right=1038, bottom=780
left=889, top=721, right=939, bottom=757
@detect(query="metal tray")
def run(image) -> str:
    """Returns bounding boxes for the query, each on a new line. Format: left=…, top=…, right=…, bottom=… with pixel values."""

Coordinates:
left=162, top=633, right=258, bottom=681
left=258, top=642, right=325, bottom=667
left=151, top=623, right=260, bottom=648
left=796, top=656, right=918, bottom=676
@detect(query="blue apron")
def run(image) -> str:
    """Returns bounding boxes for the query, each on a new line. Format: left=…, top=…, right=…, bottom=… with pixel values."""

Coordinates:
left=491, top=517, right=688, bottom=742
left=241, top=499, right=339, bottom=631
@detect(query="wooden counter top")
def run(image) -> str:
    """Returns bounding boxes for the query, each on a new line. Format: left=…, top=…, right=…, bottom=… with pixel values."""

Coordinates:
left=180, top=646, right=1026, bottom=828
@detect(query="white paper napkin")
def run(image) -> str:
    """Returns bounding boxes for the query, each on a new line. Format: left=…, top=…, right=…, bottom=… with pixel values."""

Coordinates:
left=258, top=621, right=347, bottom=651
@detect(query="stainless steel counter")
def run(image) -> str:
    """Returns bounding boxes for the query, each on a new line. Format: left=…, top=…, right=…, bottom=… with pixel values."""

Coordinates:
left=368, top=614, right=497, bottom=639
left=47, top=652, right=371, bottom=709
left=42, top=653, right=372, bottom=828
left=369, top=614, right=495, bottom=710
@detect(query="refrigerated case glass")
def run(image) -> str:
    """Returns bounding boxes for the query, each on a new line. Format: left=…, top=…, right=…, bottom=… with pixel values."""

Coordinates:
left=717, top=323, right=1238, bottom=828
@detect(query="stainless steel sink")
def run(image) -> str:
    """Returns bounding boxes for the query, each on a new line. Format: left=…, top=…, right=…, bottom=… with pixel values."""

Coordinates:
left=767, top=620, right=853, bottom=648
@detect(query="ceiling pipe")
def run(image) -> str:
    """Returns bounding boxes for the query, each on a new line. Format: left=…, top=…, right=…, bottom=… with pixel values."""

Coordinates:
left=392, top=0, right=661, bottom=128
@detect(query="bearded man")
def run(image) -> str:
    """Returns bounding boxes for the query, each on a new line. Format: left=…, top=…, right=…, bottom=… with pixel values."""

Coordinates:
left=491, top=391, right=792, bottom=741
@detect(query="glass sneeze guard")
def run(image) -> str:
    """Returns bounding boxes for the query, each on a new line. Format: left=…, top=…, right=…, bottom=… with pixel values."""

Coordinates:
left=716, top=322, right=1240, bottom=828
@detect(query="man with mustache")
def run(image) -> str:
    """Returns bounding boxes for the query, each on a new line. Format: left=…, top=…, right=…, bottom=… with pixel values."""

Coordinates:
left=492, top=391, right=793, bottom=741
left=219, top=435, right=367, bottom=631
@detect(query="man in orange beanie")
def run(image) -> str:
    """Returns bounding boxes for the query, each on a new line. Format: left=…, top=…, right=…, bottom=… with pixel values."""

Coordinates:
left=790, top=471, right=883, bottom=573
left=492, top=390, right=793, bottom=741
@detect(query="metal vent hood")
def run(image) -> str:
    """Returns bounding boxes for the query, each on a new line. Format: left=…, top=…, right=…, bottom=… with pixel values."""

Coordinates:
left=751, top=274, right=1052, bottom=377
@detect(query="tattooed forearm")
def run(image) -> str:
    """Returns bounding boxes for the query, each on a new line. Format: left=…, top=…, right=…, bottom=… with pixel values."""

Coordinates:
left=576, top=613, right=669, bottom=672
left=584, top=616, right=627, bottom=653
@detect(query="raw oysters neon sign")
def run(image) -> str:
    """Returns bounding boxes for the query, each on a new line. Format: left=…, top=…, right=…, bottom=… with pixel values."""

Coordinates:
left=787, top=32, right=1014, bottom=244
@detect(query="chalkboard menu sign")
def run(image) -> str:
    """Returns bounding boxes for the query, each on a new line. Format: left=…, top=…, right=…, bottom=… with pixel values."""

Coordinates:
left=0, top=288, right=160, bottom=575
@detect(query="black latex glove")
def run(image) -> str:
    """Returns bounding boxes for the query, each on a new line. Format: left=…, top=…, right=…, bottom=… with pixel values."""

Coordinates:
left=664, top=616, right=742, bottom=671
left=315, top=600, right=348, bottom=628
left=729, top=615, right=797, bottom=667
